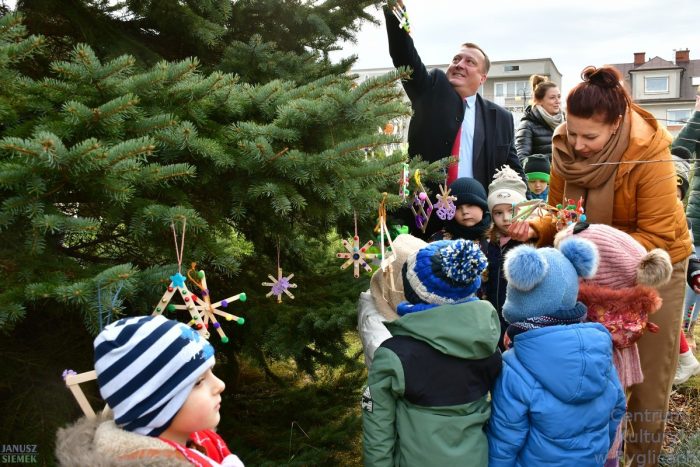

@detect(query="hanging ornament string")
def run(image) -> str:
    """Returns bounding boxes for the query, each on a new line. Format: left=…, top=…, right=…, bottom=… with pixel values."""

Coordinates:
left=171, top=217, right=187, bottom=274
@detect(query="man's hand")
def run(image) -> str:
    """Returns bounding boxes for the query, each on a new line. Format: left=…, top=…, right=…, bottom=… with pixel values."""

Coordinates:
left=508, top=220, right=537, bottom=242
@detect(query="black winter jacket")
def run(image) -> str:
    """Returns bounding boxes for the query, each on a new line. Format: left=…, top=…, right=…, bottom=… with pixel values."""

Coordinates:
left=384, top=7, right=526, bottom=192
left=515, top=105, right=557, bottom=163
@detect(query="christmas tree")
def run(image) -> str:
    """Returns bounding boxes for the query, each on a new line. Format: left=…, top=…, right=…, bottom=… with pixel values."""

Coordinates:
left=0, top=8, right=447, bottom=463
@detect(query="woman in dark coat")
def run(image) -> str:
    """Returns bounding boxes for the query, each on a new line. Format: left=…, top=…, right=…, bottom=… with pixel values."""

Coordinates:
left=515, top=75, right=564, bottom=163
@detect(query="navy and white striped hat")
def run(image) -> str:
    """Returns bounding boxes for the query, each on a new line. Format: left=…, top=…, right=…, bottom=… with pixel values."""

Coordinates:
left=94, top=315, right=215, bottom=436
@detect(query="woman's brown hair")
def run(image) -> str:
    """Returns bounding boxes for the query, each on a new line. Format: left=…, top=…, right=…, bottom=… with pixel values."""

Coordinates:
left=530, top=74, right=558, bottom=104
left=566, top=66, right=631, bottom=124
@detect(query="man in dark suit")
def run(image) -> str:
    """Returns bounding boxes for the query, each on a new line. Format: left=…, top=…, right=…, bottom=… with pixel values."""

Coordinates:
left=384, top=2, right=527, bottom=193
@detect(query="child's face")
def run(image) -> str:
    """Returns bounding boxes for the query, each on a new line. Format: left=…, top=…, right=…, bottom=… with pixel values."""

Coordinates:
left=454, top=203, right=484, bottom=227
left=677, top=187, right=683, bottom=201
left=491, top=203, right=513, bottom=234
left=528, top=179, right=548, bottom=195
left=164, top=369, right=225, bottom=441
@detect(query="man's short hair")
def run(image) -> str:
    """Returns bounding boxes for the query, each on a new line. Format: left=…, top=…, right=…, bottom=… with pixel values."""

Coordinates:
left=461, top=42, right=490, bottom=74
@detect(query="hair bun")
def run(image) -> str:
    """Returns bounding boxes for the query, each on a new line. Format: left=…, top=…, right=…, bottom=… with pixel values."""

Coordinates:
left=530, top=74, right=547, bottom=89
left=581, top=66, right=622, bottom=89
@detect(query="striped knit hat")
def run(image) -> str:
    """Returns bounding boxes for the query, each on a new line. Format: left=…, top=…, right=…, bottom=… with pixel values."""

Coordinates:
left=402, top=239, right=487, bottom=305
left=94, top=315, right=215, bottom=436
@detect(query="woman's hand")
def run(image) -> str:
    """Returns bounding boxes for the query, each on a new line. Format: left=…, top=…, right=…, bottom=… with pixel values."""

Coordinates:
left=508, top=220, right=537, bottom=242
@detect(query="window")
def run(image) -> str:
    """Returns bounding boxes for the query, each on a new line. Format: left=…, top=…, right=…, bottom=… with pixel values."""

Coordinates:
left=667, top=109, right=692, bottom=125
left=495, top=83, right=505, bottom=97
left=692, top=77, right=700, bottom=86
left=504, top=65, right=520, bottom=72
left=644, top=76, right=669, bottom=93
left=494, top=80, right=530, bottom=99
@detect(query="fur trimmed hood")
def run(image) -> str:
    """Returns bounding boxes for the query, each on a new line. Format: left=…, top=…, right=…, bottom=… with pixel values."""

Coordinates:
left=55, top=410, right=191, bottom=466
left=579, top=282, right=662, bottom=349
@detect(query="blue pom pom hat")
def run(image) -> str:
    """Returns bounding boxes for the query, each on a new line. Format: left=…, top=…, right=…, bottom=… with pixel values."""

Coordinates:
left=402, top=239, right=487, bottom=306
left=502, top=237, right=598, bottom=324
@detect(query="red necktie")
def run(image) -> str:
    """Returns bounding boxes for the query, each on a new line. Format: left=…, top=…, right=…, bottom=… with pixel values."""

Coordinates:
left=447, top=126, right=461, bottom=185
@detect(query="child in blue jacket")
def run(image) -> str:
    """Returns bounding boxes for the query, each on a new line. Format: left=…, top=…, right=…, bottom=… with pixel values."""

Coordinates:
left=487, top=237, right=625, bottom=467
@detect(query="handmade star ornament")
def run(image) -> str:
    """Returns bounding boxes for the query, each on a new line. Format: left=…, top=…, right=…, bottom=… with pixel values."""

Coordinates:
left=337, top=234, right=377, bottom=278
left=435, top=180, right=457, bottom=220
left=152, top=267, right=246, bottom=343
left=262, top=267, right=298, bottom=303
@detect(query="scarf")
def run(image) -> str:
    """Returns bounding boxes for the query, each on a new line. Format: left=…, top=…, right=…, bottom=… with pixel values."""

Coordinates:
left=505, top=302, right=587, bottom=347
left=444, top=211, right=491, bottom=240
left=533, top=104, right=564, bottom=131
left=158, top=430, right=244, bottom=467
left=396, top=295, right=478, bottom=316
left=551, top=109, right=631, bottom=225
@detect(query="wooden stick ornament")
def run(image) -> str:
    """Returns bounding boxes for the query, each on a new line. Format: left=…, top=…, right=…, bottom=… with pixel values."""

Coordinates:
left=435, top=178, right=457, bottom=220
left=399, top=162, right=410, bottom=200
left=262, top=239, right=298, bottom=303
left=409, top=169, right=433, bottom=233
left=337, top=210, right=377, bottom=278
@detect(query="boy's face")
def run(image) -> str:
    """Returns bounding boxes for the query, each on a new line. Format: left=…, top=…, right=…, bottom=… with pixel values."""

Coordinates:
left=491, top=203, right=513, bottom=234
left=528, top=179, right=548, bottom=195
left=454, top=203, right=483, bottom=227
left=165, top=369, right=225, bottom=438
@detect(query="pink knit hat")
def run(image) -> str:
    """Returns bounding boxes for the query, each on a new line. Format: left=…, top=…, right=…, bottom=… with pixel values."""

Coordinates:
left=554, top=223, right=672, bottom=289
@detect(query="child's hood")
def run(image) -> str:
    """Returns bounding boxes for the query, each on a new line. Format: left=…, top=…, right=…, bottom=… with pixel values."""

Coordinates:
left=55, top=410, right=191, bottom=466
left=510, top=322, right=615, bottom=403
left=385, top=300, right=500, bottom=359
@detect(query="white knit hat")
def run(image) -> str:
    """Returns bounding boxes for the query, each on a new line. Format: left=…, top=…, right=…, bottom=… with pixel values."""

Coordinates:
left=487, top=165, right=528, bottom=211
left=94, top=315, right=215, bottom=436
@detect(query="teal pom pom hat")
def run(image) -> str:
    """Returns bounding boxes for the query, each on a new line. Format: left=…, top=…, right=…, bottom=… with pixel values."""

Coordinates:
left=402, top=239, right=487, bottom=306
left=502, top=237, right=598, bottom=323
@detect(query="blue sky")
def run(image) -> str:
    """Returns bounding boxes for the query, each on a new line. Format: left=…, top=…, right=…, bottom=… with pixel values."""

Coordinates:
left=332, top=0, right=697, bottom=96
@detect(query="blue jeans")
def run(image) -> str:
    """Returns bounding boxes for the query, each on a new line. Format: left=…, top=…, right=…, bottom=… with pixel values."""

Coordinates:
left=682, top=285, right=700, bottom=330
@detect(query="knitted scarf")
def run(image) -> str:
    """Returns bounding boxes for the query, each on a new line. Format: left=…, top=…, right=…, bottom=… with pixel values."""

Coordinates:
left=505, top=302, right=587, bottom=347
left=533, top=104, right=564, bottom=131
left=444, top=211, right=491, bottom=240
left=551, top=109, right=631, bottom=225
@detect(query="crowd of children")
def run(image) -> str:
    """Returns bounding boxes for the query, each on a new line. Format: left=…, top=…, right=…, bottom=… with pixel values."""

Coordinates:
left=359, top=137, right=700, bottom=466
left=52, top=101, right=699, bottom=467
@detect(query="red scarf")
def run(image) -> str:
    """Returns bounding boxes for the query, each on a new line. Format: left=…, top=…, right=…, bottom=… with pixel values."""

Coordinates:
left=159, top=430, right=235, bottom=466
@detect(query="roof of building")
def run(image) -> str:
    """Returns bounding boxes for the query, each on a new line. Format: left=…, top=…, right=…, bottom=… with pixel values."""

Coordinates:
left=610, top=53, right=700, bottom=102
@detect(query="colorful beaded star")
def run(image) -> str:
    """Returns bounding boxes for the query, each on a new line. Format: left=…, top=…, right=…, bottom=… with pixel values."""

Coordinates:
left=337, top=234, right=377, bottom=278
left=152, top=266, right=246, bottom=343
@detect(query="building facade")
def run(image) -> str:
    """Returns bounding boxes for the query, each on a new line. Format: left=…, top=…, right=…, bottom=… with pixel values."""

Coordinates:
left=610, top=49, right=698, bottom=135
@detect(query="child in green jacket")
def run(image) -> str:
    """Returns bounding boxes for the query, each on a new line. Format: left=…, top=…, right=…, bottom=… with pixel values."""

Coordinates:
left=362, top=239, right=502, bottom=467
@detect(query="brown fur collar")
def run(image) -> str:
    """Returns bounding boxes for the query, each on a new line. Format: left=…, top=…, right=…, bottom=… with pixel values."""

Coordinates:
left=55, top=410, right=191, bottom=466
left=579, top=282, right=662, bottom=314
